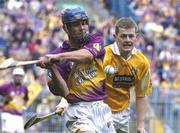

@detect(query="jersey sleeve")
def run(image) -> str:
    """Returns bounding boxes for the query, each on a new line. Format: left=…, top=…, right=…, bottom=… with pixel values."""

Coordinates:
left=103, top=45, right=112, bottom=68
left=135, top=59, right=152, bottom=97
left=83, top=33, right=105, bottom=58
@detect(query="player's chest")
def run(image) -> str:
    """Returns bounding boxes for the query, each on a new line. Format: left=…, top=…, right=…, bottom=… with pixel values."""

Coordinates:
left=8, top=87, right=25, bottom=97
left=109, top=60, right=139, bottom=88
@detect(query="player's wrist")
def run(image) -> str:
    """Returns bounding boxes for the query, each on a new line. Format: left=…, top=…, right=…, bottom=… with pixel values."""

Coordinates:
left=137, top=121, right=145, bottom=129
left=137, top=127, right=147, bottom=133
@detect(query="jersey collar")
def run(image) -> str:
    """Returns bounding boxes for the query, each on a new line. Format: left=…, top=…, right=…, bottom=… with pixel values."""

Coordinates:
left=111, top=42, right=137, bottom=59
left=61, top=41, right=79, bottom=51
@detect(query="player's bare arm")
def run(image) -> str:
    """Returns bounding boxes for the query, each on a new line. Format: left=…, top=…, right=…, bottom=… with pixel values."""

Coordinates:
left=136, top=97, right=148, bottom=133
left=46, top=48, right=94, bottom=64
left=48, top=64, right=69, bottom=97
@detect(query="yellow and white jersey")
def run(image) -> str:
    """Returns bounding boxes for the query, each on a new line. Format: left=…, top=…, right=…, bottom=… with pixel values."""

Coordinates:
left=103, top=42, right=152, bottom=112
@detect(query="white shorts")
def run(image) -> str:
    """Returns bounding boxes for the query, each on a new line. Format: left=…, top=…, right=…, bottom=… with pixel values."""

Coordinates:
left=64, top=101, right=116, bottom=133
left=112, top=108, right=130, bottom=133
left=1, top=112, right=24, bottom=133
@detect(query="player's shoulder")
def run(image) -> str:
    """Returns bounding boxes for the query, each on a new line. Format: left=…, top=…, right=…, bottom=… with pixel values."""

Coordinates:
left=103, top=44, right=114, bottom=62
left=21, top=84, right=28, bottom=89
left=104, top=43, right=113, bottom=51
left=91, top=32, right=103, bottom=37
left=0, top=82, right=11, bottom=87
left=50, top=41, right=68, bottom=54
left=136, top=50, right=149, bottom=61
left=135, top=50, right=150, bottom=66
left=89, top=32, right=103, bottom=42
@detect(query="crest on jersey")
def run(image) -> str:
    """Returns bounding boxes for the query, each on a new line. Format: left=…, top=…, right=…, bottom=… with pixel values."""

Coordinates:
left=93, top=43, right=101, bottom=51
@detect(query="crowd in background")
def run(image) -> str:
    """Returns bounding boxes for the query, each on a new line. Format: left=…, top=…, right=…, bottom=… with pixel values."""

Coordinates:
left=128, top=0, right=180, bottom=100
left=0, top=0, right=180, bottom=131
left=103, top=0, right=180, bottom=99
left=0, top=0, right=65, bottom=117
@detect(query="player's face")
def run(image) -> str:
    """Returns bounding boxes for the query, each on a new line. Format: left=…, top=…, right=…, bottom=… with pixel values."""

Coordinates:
left=13, top=75, right=23, bottom=85
left=65, top=19, right=89, bottom=44
left=114, top=28, right=137, bottom=53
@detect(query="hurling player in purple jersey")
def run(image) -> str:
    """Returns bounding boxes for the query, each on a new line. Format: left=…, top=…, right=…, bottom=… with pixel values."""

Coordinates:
left=38, top=7, right=115, bottom=133
left=0, top=67, right=28, bottom=132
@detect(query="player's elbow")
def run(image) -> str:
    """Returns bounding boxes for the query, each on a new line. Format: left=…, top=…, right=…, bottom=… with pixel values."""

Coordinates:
left=50, top=88, right=61, bottom=96
left=49, top=86, right=68, bottom=97
left=48, top=82, right=68, bottom=96
left=83, top=55, right=93, bottom=63
left=80, top=51, right=94, bottom=63
left=48, top=83, right=61, bottom=96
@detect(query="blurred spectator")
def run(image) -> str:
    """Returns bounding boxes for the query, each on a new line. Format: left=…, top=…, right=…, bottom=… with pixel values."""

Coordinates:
left=104, top=27, right=114, bottom=46
left=7, top=0, right=23, bottom=10
left=0, top=67, right=28, bottom=132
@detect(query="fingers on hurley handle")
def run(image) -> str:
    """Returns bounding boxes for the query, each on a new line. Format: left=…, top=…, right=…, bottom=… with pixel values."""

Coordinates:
left=55, top=108, right=64, bottom=115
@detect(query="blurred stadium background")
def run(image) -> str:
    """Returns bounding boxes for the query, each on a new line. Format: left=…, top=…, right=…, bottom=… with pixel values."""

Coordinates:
left=0, top=0, right=180, bottom=132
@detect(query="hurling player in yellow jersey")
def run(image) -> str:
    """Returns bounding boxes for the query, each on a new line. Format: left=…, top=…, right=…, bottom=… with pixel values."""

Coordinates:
left=103, top=17, right=152, bottom=133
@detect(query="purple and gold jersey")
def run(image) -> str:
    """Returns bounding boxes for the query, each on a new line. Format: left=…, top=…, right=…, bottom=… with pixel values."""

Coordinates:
left=104, top=43, right=152, bottom=112
left=0, top=83, right=28, bottom=115
left=49, top=33, right=107, bottom=103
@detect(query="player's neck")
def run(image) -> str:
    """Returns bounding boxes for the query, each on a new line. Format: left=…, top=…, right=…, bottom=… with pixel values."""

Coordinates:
left=68, top=40, right=80, bottom=49
left=120, top=50, right=132, bottom=60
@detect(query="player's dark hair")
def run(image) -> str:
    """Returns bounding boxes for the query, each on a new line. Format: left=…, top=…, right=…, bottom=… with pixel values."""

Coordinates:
left=115, top=17, right=139, bottom=34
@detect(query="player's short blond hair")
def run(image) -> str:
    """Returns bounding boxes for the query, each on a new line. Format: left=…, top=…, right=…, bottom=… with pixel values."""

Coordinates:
left=115, top=17, right=138, bottom=34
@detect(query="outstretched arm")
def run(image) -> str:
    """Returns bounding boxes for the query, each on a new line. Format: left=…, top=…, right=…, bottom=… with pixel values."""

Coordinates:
left=46, top=49, right=94, bottom=64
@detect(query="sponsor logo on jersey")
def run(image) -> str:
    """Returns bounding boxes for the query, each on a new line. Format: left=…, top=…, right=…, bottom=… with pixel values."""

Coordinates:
left=74, top=66, right=97, bottom=84
left=113, top=75, right=135, bottom=88
left=93, top=43, right=101, bottom=51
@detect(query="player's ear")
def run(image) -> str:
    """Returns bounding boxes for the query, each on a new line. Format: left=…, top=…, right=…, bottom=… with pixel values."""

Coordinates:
left=62, top=25, right=68, bottom=33
left=136, top=32, right=144, bottom=40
